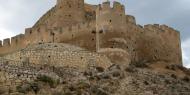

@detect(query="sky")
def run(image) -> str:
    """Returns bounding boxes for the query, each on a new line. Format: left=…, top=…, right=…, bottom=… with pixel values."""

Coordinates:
left=0, top=0, right=189, bottom=68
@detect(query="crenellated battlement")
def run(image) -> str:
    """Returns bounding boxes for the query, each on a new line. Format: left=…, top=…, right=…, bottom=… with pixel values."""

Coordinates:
left=0, top=21, right=95, bottom=55
left=144, top=24, right=159, bottom=31
left=126, top=15, right=136, bottom=24
left=113, top=1, right=125, bottom=12
left=3, top=38, right=10, bottom=47
left=25, top=28, right=32, bottom=37
left=101, top=1, right=111, bottom=10
left=96, top=1, right=126, bottom=32
left=1, top=34, right=24, bottom=48
left=97, top=1, right=125, bottom=15
left=144, top=24, right=179, bottom=35
left=160, top=25, right=179, bottom=33
left=11, top=34, right=25, bottom=46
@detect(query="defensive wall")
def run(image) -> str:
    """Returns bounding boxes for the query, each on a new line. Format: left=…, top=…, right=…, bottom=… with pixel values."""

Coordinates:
left=0, top=21, right=96, bottom=56
left=3, top=43, right=113, bottom=69
left=139, top=24, right=180, bottom=64
left=0, top=1, right=182, bottom=65
left=94, top=1, right=181, bottom=64
left=0, top=57, right=61, bottom=88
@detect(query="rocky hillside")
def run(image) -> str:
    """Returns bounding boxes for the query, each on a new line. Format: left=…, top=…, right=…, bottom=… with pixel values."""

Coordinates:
left=0, top=43, right=189, bottom=95
left=0, top=60, right=189, bottom=95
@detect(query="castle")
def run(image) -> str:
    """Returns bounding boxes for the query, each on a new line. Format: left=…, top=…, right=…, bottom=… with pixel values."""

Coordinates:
left=0, top=0, right=182, bottom=65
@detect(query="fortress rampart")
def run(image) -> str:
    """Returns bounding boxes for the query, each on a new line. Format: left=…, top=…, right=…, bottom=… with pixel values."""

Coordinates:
left=126, top=15, right=136, bottom=24
left=0, top=21, right=97, bottom=56
left=139, top=24, right=182, bottom=64
left=3, top=43, right=112, bottom=69
left=0, top=0, right=182, bottom=66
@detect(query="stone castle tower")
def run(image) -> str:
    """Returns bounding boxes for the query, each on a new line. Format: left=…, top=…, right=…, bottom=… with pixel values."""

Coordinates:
left=96, top=1, right=126, bottom=31
left=54, top=0, right=85, bottom=27
left=0, top=1, right=183, bottom=66
left=95, top=1, right=126, bottom=51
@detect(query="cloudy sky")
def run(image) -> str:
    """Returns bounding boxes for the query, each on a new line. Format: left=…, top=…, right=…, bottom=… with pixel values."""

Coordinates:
left=0, top=0, right=189, bottom=68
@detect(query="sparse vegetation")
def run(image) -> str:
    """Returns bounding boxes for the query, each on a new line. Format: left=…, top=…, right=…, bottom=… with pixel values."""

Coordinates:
left=16, top=82, right=40, bottom=94
left=36, top=75, right=59, bottom=88
left=77, top=81, right=90, bottom=89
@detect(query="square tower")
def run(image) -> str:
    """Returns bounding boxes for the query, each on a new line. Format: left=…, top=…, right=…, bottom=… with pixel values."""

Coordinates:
left=54, top=0, right=85, bottom=27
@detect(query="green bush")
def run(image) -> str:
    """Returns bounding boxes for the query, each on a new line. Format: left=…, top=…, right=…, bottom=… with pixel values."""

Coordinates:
left=77, top=81, right=90, bottom=89
left=16, top=83, right=30, bottom=94
left=16, top=82, right=40, bottom=94
left=37, top=75, right=59, bottom=88
left=30, top=82, right=40, bottom=94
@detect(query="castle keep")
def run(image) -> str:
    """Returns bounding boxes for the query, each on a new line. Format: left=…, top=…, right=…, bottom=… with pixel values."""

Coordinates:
left=0, top=0, right=182, bottom=65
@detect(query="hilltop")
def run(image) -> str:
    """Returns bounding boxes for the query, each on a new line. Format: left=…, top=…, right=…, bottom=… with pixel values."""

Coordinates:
left=0, top=0, right=188, bottom=95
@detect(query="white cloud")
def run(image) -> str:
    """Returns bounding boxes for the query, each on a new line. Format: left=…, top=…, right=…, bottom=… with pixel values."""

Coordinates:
left=0, top=0, right=55, bottom=40
left=182, top=38, right=190, bottom=68
left=186, top=64, right=190, bottom=68
left=0, top=28, right=14, bottom=40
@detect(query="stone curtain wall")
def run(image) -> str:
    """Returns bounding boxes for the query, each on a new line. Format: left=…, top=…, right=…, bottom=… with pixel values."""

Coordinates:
left=0, top=21, right=96, bottom=56
left=0, top=57, right=59, bottom=87
left=98, top=21, right=181, bottom=65
left=3, top=43, right=112, bottom=70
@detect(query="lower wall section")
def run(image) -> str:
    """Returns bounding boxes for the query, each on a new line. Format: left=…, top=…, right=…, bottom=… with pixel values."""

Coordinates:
left=3, top=43, right=113, bottom=70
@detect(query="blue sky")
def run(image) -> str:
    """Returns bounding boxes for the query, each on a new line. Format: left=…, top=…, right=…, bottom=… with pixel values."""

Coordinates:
left=0, top=0, right=189, bottom=68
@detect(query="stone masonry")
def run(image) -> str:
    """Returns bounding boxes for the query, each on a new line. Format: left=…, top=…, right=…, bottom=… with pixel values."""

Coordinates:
left=0, top=0, right=182, bottom=66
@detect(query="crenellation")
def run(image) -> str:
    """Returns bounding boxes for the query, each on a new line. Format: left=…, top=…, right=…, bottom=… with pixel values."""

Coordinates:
left=137, top=25, right=143, bottom=28
left=144, top=24, right=154, bottom=31
left=153, top=24, right=160, bottom=28
left=126, top=15, right=136, bottom=24
left=113, top=1, right=125, bottom=11
left=102, top=1, right=111, bottom=10
left=160, top=25, right=169, bottom=31
left=25, top=28, right=33, bottom=38
left=159, top=25, right=179, bottom=36
left=17, top=34, right=25, bottom=39
left=3, top=38, right=11, bottom=47
left=97, top=1, right=125, bottom=15
left=11, top=36, right=18, bottom=46
left=144, top=24, right=161, bottom=32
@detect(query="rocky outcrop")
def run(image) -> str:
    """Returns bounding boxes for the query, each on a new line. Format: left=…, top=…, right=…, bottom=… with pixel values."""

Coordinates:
left=0, top=59, right=189, bottom=95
